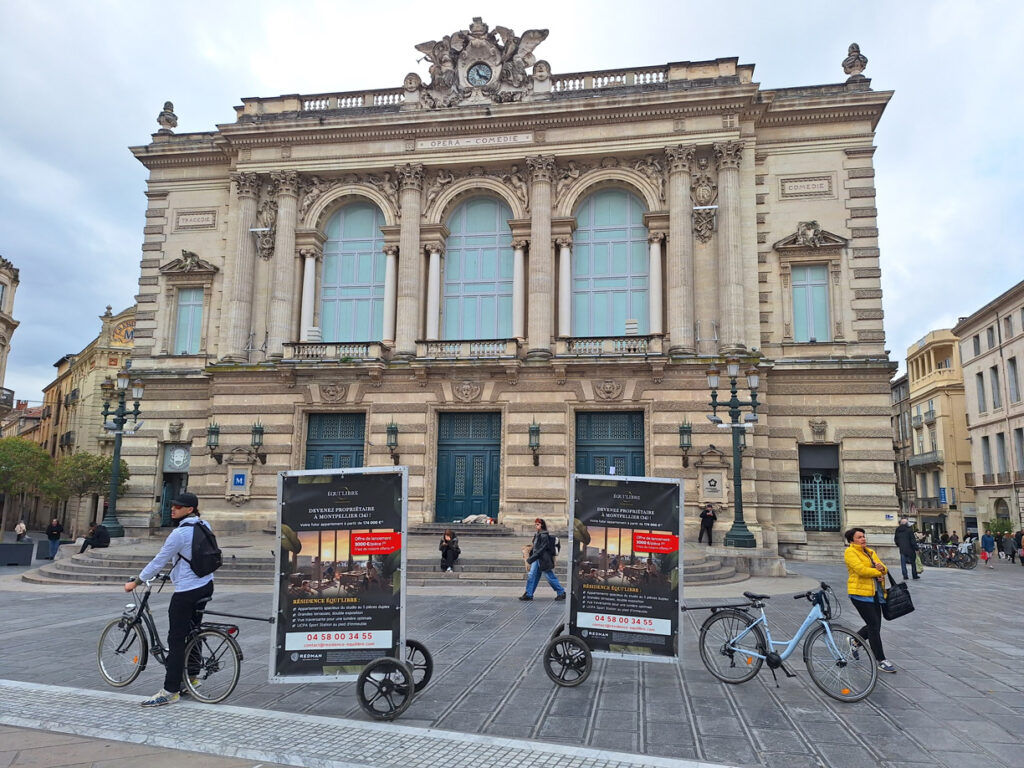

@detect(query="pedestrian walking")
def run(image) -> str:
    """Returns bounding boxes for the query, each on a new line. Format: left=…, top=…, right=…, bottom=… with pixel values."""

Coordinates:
left=1015, top=530, right=1024, bottom=567
left=520, top=518, right=566, bottom=601
left=698, top=503, right=717, bottom=545
left=1001, top=532, right=1017, bottom=564
left=980, top=529, right=996, bottom=569
left=45, top=518, right=64, bottom=559
left=79, top=522, right=110, bottom=553
left=843, top=527, right=897, bottom=674
left=893, top=517, right=920, bottom=580
left=439, top=528, right=460, bottom=573
left=124, top=492, right=215, bottom=707
left=14, top=520, right=27, bottom=541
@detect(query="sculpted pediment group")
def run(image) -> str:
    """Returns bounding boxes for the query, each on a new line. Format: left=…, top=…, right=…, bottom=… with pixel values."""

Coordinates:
left=773, top=221, right=847, bottom=251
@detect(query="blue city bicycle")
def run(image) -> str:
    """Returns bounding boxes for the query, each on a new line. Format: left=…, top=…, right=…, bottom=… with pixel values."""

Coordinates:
left=687, top=582, right=877, bottom=702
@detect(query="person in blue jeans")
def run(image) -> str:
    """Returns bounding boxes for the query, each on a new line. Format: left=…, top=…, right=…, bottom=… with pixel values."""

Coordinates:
left=520, top=518, right=566, bottom=601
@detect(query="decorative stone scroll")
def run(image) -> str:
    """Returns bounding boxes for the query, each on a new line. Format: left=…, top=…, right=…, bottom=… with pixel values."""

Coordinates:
left=406, top=17, right=549, bottom=109
left=255, top=179, right=278, bottom=259
left=691, top=157, right=718, bottom=244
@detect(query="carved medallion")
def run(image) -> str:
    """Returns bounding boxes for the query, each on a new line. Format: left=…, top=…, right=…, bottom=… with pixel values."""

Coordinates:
left=809, top=418, right=828, bottom=442
left=594, top=380, right=623, bottom=400
left=320, top=383, right=347, bottom=403
left=453, top=380, right=482, bottom=402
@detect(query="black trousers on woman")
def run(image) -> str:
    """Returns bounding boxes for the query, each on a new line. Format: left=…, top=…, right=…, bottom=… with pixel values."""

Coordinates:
left=850, top=597, right=885, bottom=662
left=440, top=548, right=459, bottom=571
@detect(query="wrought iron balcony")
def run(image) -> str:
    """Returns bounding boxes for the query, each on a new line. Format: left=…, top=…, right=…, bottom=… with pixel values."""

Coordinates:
left=917, top=496, right=945, bottom=509
left=911, top=415, right=923, bottom=428
left=923, top=410, right=936, bottom=424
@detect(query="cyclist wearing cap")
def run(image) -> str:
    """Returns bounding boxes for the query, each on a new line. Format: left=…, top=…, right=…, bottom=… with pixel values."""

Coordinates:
left=124, top=492, right=214, bottom=706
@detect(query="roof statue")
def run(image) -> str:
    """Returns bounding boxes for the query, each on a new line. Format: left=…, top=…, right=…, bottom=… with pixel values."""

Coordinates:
left=157, top=101, right=178, bottom=133
left=403, top=17, right=549, bottom=110
left=842, top=43, right=868, bottom=81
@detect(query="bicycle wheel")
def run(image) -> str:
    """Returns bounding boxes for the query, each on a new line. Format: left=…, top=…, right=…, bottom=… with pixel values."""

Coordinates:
left=356, top=658, right=414, bottom=720
left=182, top=629, right=241, bottom=704
left=802, top=624, right=877, bottom=703
left=97, top=618, right=148, bottom=687
left=405, top=638, right=433, bottom=693
left=542, top=634, right=592, bottom=687
left=698, top=609, right=765, bottom=684
left=959, top=553, right=978, bottom=570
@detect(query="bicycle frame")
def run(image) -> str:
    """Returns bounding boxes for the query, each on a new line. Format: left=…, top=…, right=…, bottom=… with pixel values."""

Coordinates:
left=730, top=602, right=833, bottom=662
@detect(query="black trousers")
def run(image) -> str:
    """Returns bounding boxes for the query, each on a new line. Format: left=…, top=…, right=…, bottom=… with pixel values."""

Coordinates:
left=440, top=548, right=459, bottom=570
left=698, top=525, right=713, bottom=545
left=164, top=580, right=214, bottom=693
left=850, top=597, right=885, bottom=663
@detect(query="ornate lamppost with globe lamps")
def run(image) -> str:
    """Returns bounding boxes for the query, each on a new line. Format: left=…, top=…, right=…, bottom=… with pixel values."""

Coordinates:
left=706, top=358, right=760, bottom=548
left=100, top=370, right=144, bottom=537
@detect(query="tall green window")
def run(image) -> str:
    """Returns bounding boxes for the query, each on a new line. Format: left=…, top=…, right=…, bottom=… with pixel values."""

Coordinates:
left=174, top=287, right=203, bottom=355
left=572, top=189, right=649, bottom=336
left=321, top=203, right=386, bottom=342
left=792, top=265, right=830, bottom=342
left=443, top=197, right=514, bottom=339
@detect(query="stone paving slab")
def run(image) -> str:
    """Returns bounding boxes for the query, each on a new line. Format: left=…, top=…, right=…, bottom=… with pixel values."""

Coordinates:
left=1, top=555, right=1022, bottom=768
left=0, top=681, right=730, bottom=768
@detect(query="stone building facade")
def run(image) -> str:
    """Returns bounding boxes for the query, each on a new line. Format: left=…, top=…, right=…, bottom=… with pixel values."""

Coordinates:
left=905, top=330, right=974, bottom=538
left=953, top=280, right=1024, bottom=532
left=890, top=373, right=915, bottom=518
left=119, top=21, right=897, bottom=549
left=0, top=256, right=19, bottom=416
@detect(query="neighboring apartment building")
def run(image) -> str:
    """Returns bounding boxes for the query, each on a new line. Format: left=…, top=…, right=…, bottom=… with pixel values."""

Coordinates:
left=0, top=256, right=19, bottom=417
left=116, top=20, right=897, bottom=549
left=953, top=280, right=1024, bottom=532
left=0, top=400, right=42, bottom=439
left=905, top=330, right=973, bottom=539
left=37, top=306, right=136, bottom=534
left=890, top=373, right=915, bottom=518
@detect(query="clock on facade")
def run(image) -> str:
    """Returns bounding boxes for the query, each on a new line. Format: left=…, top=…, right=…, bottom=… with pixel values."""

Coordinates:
left=467, top=62, right=492, bottom=86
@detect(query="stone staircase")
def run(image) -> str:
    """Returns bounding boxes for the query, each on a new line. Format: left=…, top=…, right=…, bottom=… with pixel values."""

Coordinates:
left=779, top=532, right=848, bottom=563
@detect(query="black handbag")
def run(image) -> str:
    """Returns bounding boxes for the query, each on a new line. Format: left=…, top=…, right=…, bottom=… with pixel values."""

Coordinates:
left=881, top=572, right=914, bottom=620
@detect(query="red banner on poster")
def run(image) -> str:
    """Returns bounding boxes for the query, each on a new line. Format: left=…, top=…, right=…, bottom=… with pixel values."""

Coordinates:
left=351, top=532, right=402, bottom=556
left=632, top=532, right=679, bottom=554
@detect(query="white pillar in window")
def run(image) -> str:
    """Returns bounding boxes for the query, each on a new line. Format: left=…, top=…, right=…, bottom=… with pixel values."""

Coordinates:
left=648, top=232, right=665, bottom=335
left=556, top=237, right=572, bottom=337
left=512, top=239, right=528, bottom=339
left=425, top=242, right=443, bottom=340
left=382, top=245, right=398, bottom=344
left=267, top=170, right=299, bottom=358
left=298, top=246, right=321, bottom=342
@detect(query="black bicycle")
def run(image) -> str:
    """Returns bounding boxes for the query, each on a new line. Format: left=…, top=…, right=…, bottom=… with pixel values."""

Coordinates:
left=97, top=573, right=243, bottom=704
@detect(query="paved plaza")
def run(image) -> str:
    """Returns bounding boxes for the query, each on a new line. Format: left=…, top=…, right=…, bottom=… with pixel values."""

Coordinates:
left=0, top=553, right=1021, bottom=768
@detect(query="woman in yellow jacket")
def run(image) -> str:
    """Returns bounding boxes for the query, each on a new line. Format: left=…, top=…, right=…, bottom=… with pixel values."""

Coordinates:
left=843, top=527, right=897, bottom=674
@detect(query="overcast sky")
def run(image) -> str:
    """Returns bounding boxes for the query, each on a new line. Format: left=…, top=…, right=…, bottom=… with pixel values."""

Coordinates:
left=1, top=0, right=1022, bottom=403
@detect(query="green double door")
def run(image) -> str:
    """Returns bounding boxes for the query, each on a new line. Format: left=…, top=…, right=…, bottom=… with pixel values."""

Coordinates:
left=435, top=412, right=501, bottom=523
left=305, top=413, right=365, bottom=470
left=575, top=411, right=645, bottom=476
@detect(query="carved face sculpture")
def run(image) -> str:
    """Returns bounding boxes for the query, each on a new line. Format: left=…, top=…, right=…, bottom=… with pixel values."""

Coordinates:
left=533, top=60, right=551, bottom=81
left=403, top=73, right=421, bottom=92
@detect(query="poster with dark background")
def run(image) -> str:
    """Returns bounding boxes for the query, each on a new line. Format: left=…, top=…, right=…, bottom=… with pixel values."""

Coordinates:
left=271, top=468, right=405, bottom=682
left=570, top=475, right=681, bottom=660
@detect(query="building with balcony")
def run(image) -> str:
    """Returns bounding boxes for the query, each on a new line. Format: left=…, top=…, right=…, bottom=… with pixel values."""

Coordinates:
left=953, top=280, right=1024, bottom=532
left=34, top=306, right=136, bottom=535
left=905, top=329, right=973, bottom=538
left=117, top=20, right=897, bottom=550
left=0, top=256, right=19, bottom=417
left=890, top=373, right=915, bottom=517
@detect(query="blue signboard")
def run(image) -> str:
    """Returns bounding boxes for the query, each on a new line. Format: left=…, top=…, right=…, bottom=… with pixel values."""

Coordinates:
left=233, top=472, right=247, bottom=488
left=939, top=487, right=947, bottom=504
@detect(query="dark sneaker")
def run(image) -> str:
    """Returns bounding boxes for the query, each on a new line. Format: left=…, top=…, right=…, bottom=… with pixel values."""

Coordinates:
left=554, top=592, right=566, bottom=600
left=141, top=689, right=180, bottom=707
left=847, top=636, right=862, bottom=661
left=518, top=594, right=533, bottom=601
left=878, top=660, right=896, bottom=673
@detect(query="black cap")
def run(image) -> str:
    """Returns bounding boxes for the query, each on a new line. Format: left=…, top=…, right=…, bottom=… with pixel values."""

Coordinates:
left=170, top=492, right=199, bottom=510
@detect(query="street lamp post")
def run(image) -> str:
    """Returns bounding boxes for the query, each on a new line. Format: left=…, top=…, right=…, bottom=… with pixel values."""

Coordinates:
left=706, top=358, right=760, bottom=548
left=100, top=370, right=144, bottom=538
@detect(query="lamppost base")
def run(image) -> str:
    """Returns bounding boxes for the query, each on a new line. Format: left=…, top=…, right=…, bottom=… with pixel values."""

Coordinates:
left=723, top=525, right=757, bottom=548
left=100, top=517, right=125, bottom=538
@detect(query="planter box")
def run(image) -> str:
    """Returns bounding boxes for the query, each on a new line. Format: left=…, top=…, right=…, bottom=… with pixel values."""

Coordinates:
left=0, top=542, right=33, bottom=566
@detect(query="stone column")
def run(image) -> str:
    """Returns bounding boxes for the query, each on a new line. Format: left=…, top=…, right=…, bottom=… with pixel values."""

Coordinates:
left=512, top=239, right=528, bottom=339
left=714, top=141, right=745, bottom=354
left=425, top=242, right=443, bottom=340
left=556, top=237, right=572, bottom=337
left=648, top=232, right=665, bottom=335
left=394, top=164, right=424, bottom=359
left=664, top=145, right=696, bottom=355
left=267, top=170, right=299, bottom=358
left=526, top=155, right=555, bottom=360
left=298, top=246, right=321, bottom=342
left=382, top=245, right=398, bottom=344
left=223, top=172, right=260, bottom=362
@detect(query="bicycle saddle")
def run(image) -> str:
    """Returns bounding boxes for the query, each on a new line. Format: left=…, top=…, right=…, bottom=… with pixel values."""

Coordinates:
left=743, top=591, right=771, bottom=601
left=196, top=597, right=213, bottom=609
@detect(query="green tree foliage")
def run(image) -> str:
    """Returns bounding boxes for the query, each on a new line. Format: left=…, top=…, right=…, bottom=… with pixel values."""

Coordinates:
left=988, top=517, right=1014, bottom=537
left=0, top=437, right=55, bottom=532
left=50, top=452, right=129, bottom=502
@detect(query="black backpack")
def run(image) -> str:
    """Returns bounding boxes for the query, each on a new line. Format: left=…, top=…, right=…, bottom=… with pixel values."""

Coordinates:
left=179, top=521, right=222, bottom=577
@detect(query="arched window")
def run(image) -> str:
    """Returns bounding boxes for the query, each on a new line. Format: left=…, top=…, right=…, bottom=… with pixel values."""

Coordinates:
left=443, top=197, right=514, bottom=339
left=572, top=189, right=649, bottom=336
left=320, top=203, right=386, bottom=342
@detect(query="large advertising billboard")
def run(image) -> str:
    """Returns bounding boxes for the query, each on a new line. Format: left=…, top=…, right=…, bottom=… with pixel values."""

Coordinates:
left=270, top=467, right=407, bottom=683
left=569, top=475, right=682, bottom=662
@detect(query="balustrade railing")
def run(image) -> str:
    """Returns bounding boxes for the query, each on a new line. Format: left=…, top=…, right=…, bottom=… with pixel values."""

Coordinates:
left=282, top=342, right=385, bottom=361
left=417, top=339, right=520, bottom=359
left=556, top=335, right=663, bottom=356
